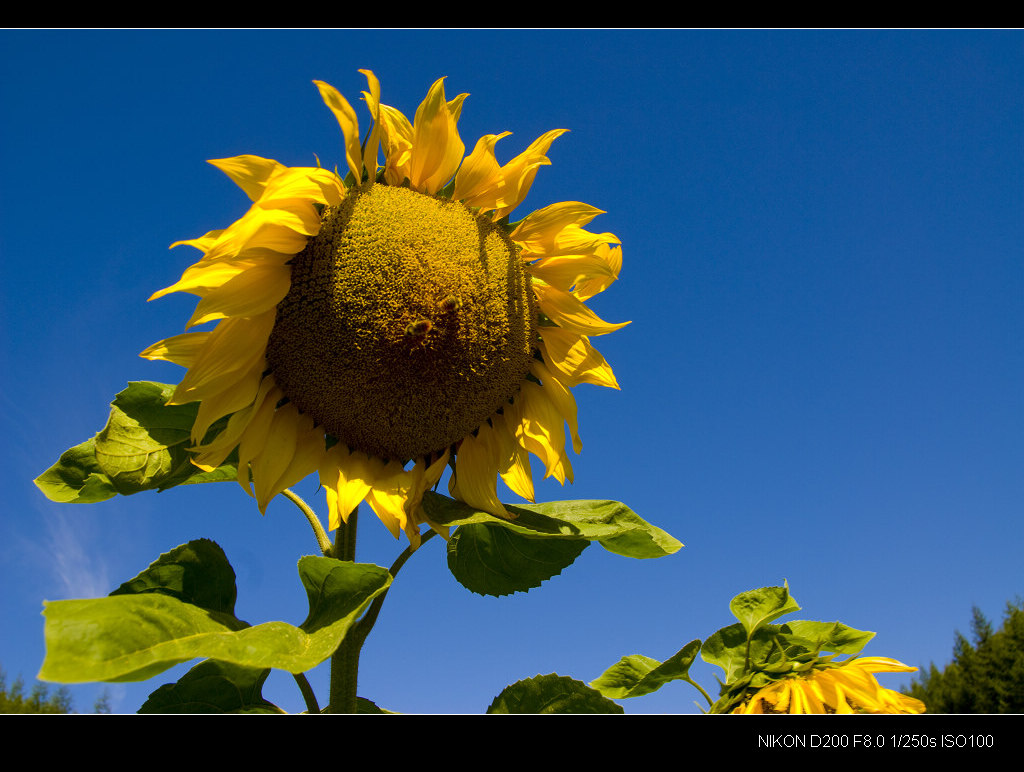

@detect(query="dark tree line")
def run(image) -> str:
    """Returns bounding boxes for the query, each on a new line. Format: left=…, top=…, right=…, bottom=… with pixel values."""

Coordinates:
left=904, top=598, right=1024, bottom=713
left=0, top=665, right=110, bottom=713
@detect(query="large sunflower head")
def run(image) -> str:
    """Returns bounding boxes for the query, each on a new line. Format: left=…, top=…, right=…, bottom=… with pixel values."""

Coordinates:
left=142, top=70, right=628, bottom=547
left=731, top=657, right=926, bottom=714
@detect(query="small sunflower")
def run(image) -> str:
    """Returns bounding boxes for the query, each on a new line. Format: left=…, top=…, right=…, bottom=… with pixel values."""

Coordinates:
left=731, top=657, right=926, bottom=714
left=142, top=70, right=627, bottom=547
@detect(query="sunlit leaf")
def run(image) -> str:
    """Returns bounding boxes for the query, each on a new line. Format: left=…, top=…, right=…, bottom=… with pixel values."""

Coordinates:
left=590, top=639, right=702, bottom=699
left=39, top=553, right=390, bottom=684
left=729, top=583, right=800, bottom=636
left=33, top=381, right=237, bottom=503
left=422, top=492, right=682, bottom=559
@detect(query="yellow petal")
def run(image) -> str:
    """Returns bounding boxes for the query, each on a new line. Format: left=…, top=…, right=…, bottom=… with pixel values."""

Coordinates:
left=235, top=383, right=284, bottom=495
left=376, top=103, right=414, bottom=186
left=491, top=410, right=535, bottom=502
left=409, top=77, right=465, bottom=194
left=171, top=312, right=275, bottom=404
left=359, top=69, right=382, bottom=182
left=314, top=79, right=363, bottom=182
left=516, top=381, right=573, bottom=484
left=320, top=444, right=376, bottom=531
left=510, top=201, right=605, bottom=249
left=189, top=357, right=265, bottom=441
left=538, top=325, right=620, bottom=390
left=190, top=376, right=277, bottom=469
left=449, top=425, right=509, bottom=519
left=271, top=411, right=327, bottom=496
left=526, top=249, right=619, bottom=296
left=140, top=331, right=211, bottom=368
left=185, top=260, right=291, bottom=327
left=452, top=132, right=511, bottom=207
left=573, top=244, right=622, bottom=301
left=493, top=129, right=567, bottom=217
left=169, top=229, right=224, bottom=255
left=533, top=282, right=630, bottom=337
left=407, top=450, right=451, bottom=524
left=364, top=459, right=414, bottom=541
left=531, top=359, right=581, bottom=454
left=208, top=155, right=286, bottom=202
left=250, top=401, right=300, bottom=512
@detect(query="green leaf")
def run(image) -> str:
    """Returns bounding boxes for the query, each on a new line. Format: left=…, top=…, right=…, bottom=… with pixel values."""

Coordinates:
left=487, top=674, right=624, bottom=714
left=356, top=697, right=398, bottom=714
left=39, top=557, right=391, bottom=684
left=590, top=639, right=702, bottom=699
left=34, top=381, right=237, bottom=503
left=138, top=660, right=280, bottom=714
left=110, top=539, right=237, bottom=617
left=33, top=438, right=118, bottom=504
left=296, top=556, right=391, bottom=636
left=781, top=620, right=875, bottom=657
left=422, top=492, right=682, bottom=559
left=729, top=583, right=800, bottom=636
left=446, top=524, right=588, bottom=597
left=700, top=622, right=784, bottom=684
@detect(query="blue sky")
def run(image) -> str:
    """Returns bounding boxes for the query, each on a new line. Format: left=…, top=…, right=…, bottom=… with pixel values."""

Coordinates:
left=1, top=29, right=1021, bottom=714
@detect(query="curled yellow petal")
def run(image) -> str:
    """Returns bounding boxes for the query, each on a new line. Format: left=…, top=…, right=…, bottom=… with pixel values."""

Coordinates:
left=314, top=79, right=363, bottom=182
left=359, top=69, right=382, bottom=182
left=140, top=331, right=211, bottom=368
left=409, top=77, right=466, bottom=194
left=449, top=425, right=509, bottom=519
left=493, top=129, right=568, bottom=218
left=538, top=326, right=620, bottom=390
left=452, top=132, right=511, bottom=207
left=208, top=155, right=286, bottom=202
left=533, top=282, right=630, bottom=337
left=320, top=444, right=376, bottom=531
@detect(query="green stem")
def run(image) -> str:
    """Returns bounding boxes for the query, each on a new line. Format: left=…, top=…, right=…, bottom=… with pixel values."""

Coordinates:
left=326, top=518, right=435, bottom=714
left=293, top=672, right=321, bottom=714
left=282, top=488, right=333, bottom=556
left=685, top=676, right=714, bottom=708
left=328, top=507, right=359, bottom=713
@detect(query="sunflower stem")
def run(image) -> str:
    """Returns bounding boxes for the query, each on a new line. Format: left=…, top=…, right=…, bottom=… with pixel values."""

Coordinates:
left=293, top=672, right=321, bottom=714
left=283, top=488, right=333, bottom=556
left=332, top=506, right=358, bottom=562
left=685, top=676, right=714, bottom=708
left=328, top=507, right=360, bottom=713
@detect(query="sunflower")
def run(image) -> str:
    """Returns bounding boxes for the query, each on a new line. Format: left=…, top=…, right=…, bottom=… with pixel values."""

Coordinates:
left=142, top=70, right=627, bottom=547
left=731, top=657, right=926, bottom=714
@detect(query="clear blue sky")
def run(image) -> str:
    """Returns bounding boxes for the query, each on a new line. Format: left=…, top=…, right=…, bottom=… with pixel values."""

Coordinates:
left=2, top=29, right=1021, bottom=714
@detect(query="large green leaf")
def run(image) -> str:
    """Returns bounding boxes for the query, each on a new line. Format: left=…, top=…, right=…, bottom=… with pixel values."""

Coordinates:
left=39, top=554, right=391, bottom=684
left=781, top=620, right=875, bottom=656
left=700, top=622, right=783, bottom=684
left=589, top=639, right=702, bottom=699
left=446, top=524, right=588, bottom=597
left=487, top=674, right=624, bottom=714
left=139, top=660, right=280, bottom=714
left=110, top=538, right=237, bottom=617
left=422, top=492, right=682, bottom=559
left=34, top=381, right=237, bottom=503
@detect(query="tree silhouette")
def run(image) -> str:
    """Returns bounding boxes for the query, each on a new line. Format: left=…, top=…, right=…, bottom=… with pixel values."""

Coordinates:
left=905, top=598, right=1024, bottom=713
